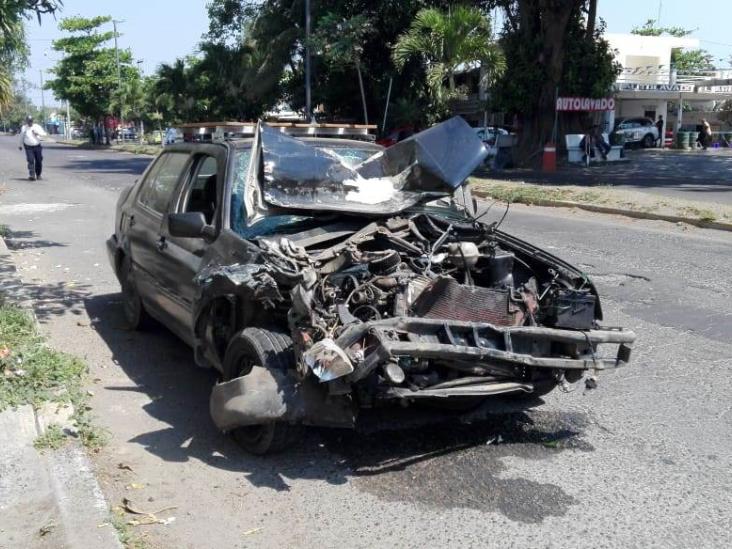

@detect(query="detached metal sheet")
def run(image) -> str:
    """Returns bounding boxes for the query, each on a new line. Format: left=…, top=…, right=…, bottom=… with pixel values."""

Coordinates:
left=255, top=116, right=488, bottom=217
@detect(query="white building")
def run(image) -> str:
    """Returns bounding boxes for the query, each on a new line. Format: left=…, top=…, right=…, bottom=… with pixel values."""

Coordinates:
left=607, top=33, right=732, bottom=136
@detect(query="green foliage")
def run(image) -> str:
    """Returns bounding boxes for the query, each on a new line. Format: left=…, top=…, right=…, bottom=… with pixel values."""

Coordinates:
left=0, top=1, right=62, bottom=109
left=561, top=17, right=621, bottom=98
left=203, top=0, right=468, bottom=128
left=34, top=423, right=67, bottom=450
left=393, top=5, right=504, bottom=113
left=672, top=49, right=714, bottom=74
left=310, top=13, right=374, bottom=123
left=631, top=19, right=693, bottom=38
left=0, top=304, right=107, bottom=450
left=46, top=15, right=141, bottom=120
left=629, top=19, right=713, bottom=74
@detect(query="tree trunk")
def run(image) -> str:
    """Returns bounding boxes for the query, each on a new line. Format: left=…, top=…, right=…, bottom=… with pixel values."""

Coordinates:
left=356, top=59, right=369, bottom=125
left=514, top=0, right=581, bottom=166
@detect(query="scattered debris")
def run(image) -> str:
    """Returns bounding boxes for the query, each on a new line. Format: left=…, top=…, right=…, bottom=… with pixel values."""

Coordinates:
left=117, top=462, right=134, bottom=472
left=243, top=527, right=263, bottom=536
left=120, top=497, right=177, bottom=527
left=39, top=522, right=56, bottom=537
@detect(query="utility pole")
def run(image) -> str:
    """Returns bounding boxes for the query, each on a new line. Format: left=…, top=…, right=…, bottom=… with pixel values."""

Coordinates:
left=39, top=70, right=46, bottom=125
left=305, top=0, right=313, bottom=123
left=112, top=19, right=124, bottom=125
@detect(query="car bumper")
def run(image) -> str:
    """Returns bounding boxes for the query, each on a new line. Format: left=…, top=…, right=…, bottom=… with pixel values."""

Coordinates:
left=331, top=316, right=635, bottom=386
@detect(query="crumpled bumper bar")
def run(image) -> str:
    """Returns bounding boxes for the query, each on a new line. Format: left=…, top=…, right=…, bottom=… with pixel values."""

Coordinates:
left=336, top=317, right=636, bottom=383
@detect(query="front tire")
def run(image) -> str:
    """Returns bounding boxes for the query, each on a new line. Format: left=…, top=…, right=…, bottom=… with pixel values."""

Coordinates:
left=222, top=327, right=299, bottom=455
left=642, top=133, right=655, bottom=148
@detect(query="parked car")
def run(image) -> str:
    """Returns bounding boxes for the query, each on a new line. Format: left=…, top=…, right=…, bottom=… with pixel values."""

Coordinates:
left=474, top=126, right=509, bottom=157
left=107, top=117, right=635, bottom=454
left=118, top=127, right=138, bottom=141
left=613, top=117, right=658, bottom=148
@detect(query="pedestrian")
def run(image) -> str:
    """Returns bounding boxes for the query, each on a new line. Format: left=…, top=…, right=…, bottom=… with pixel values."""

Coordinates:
left=18, top=115, right=47, bottom=181
left=580, top=124, right=611, bottom=161
left=697, top=119, right=712, bottom=151
left=655, top=115, right=664, bottom=147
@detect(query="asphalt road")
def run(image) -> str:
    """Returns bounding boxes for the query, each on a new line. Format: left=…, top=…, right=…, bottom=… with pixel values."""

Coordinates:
left=1, top=138, right=731, bottom=549
left=485, top=147, right=732, bottom=206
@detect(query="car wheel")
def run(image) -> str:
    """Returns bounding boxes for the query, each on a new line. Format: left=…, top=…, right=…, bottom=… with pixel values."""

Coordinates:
left=642, top=134, right=655, bottom=148
left=119, top=255, right=153, bottom=330
left=222, top=327, right=299, bottom=455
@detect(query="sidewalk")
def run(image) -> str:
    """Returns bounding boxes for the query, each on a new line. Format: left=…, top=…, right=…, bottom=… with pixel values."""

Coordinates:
left=0, top=238, right=120, bottom=549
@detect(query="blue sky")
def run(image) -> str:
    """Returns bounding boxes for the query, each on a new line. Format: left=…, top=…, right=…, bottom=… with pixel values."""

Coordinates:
left=23, top=0, right=732, bottom=107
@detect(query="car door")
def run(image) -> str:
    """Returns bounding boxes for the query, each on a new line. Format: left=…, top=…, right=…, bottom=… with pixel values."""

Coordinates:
left=157, top=148, right=227, bottom=342
left=127, top=150, right=192, bottom=326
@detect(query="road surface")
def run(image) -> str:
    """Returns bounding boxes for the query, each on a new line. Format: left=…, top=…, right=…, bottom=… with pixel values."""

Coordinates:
left=1, top=138, right=731, bottom=549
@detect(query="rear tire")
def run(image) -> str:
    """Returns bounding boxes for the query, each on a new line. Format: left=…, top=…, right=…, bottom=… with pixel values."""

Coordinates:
left=222, top=327, right=299, bottom=455
left=119, top=254, right=153, bottom=330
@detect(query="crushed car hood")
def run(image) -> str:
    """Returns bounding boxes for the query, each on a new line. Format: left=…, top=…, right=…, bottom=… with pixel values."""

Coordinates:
left=243, top=116, right=488, bottom=225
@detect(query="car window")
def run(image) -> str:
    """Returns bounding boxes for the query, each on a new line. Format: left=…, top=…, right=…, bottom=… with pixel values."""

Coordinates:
left=180, top=155, right=218, bottom=224
left=138, top=152, right=189, bottom=214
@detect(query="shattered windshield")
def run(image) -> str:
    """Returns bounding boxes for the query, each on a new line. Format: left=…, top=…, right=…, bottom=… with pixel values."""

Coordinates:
left=232, top=117, right=488, bottom=233
left=230, top=145, right=376, bottom=239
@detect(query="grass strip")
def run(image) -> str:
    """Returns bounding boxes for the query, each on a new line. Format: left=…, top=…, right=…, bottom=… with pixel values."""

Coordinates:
left=0, top=304, right=107, bottom=450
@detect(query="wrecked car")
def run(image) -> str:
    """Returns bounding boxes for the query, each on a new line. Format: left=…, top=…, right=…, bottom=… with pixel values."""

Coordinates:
left=107, top=117, right=635, bottom=454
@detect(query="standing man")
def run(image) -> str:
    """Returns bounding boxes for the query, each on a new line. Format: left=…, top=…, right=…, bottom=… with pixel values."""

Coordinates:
left=655, top=115, right=664, bottom=147
left=18, top=116, right=47, bottom=181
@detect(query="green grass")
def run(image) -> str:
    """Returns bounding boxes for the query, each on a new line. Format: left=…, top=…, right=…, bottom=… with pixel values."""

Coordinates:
left=0, top=224, right=9, bottom=237
left=34, top=423, right=68, bottom=450
left=110, top=510, right=148, bottom=549
left=0, top=305, right=107, bottom=450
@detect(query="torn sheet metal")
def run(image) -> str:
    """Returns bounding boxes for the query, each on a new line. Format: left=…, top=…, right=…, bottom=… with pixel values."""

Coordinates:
left=195, top=263, right=283, bottom=308
left=245, top=116, right=488, bottom=223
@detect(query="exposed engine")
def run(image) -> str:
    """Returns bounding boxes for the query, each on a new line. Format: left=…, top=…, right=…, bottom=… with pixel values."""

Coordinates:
left=239, top=212, right=603, bottom=398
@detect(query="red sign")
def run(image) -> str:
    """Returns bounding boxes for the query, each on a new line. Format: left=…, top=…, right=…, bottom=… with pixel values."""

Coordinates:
left=556, top=97, right=615, bottom=112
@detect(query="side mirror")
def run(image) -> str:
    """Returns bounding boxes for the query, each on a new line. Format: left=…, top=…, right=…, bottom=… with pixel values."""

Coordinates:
left=168, top=212, right=215, bottom=240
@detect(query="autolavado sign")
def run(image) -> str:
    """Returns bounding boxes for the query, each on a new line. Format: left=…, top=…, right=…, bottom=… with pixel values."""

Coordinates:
left=555, top=97, right=615, bottom=112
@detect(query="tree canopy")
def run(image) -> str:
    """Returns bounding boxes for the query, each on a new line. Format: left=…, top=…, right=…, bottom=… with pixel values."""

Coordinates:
left=0, top=0, right=62, bottom=110
left=393, top=6, right=504, bottom=114
left=46, top=15, right=141, bottom=120
left=630, top=19, right=714, bottom=75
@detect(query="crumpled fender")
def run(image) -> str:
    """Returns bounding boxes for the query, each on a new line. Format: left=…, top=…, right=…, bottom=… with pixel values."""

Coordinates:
left=210, top=366, right=356, bottom=431
left=210, top=366, right=298, bottom=431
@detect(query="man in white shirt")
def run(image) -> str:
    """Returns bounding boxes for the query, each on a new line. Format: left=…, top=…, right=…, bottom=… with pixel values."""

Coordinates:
left=18, top=116, right=47, bottom=181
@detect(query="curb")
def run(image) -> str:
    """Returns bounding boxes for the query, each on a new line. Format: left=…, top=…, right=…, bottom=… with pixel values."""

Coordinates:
left=55, top=139, right=158, bottom=156
left=0, top=235, right=121, bottom=549
left=472, top=191, right=732, bottom=233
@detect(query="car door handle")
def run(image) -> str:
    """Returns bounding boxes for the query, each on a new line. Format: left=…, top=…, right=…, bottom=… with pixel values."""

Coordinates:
left=156, top=236, right=167, bottom=251
left=128, top=215, right=136, bottom=227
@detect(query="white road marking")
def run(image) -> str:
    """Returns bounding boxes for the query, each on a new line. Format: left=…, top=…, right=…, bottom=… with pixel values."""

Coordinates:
left=0, top=203, right=76, bottom=215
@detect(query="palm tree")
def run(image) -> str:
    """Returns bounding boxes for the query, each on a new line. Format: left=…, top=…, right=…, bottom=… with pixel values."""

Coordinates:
left=392, top=6, right=505, bottom=107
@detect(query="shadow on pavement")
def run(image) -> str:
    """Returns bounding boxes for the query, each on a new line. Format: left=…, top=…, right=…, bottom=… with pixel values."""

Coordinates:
left=85, top=292, right=591, bottom=521
left=60, top=156, right=151, bottom=176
